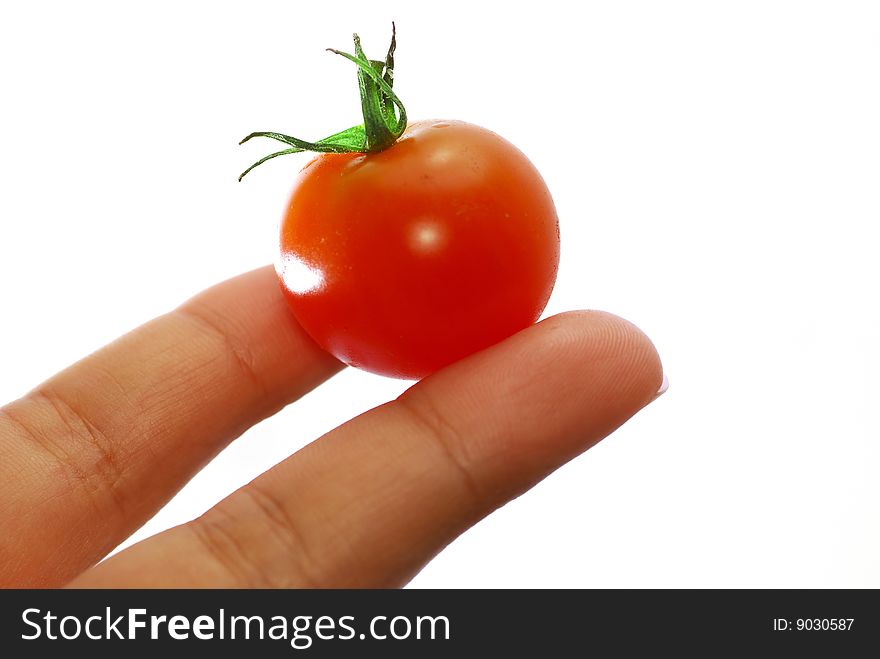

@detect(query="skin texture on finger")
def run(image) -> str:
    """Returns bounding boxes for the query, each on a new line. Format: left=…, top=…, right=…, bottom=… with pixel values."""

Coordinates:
left=72, top=311, right=663, bottom=588
left=0, top=267, right=342, bottom=587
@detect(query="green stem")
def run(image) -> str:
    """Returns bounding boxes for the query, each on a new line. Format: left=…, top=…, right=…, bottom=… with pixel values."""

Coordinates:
left=238, top=24, right=406, bottom=181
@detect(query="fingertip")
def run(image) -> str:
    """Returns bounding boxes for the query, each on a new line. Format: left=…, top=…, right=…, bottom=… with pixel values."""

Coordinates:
left=506, top=309, right=664, bottom=410
left=407, top=309, right=665, bottom=489
left=550, top=310, right=664, bottom=408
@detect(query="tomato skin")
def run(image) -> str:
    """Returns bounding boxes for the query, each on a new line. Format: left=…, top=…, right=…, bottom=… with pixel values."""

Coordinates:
left=277, top=119, right=560, bottom=379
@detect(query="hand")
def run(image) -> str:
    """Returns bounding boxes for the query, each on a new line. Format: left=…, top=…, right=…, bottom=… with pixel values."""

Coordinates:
left=0, top=267, right=664, bottom=588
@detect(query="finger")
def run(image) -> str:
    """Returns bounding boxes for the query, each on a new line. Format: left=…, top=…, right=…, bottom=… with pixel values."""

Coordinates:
left=0, top=266, right=342, bottom=587
left=72, top=311, right=663, bottom=588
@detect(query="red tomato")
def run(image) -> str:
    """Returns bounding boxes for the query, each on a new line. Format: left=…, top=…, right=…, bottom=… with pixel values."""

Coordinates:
left=277, top=119, right=559, bottom=379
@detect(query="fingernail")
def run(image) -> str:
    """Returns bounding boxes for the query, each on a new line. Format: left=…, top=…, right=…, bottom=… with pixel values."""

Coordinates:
left=651, top=374, right=669, bottom=402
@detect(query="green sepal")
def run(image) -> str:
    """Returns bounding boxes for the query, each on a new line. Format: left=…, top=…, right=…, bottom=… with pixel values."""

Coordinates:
left=239, top=24, right=406, bottom=181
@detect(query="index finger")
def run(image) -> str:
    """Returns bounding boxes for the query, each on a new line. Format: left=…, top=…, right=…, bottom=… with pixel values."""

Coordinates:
left=0, top=266, right=341, bottom=587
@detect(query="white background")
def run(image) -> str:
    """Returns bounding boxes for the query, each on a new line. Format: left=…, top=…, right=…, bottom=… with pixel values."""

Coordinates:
left=1, top=1, right=878, bottom=587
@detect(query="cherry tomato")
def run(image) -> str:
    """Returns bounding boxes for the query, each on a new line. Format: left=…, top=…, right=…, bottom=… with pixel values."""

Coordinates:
left=277, top=119, right=559, bottom=379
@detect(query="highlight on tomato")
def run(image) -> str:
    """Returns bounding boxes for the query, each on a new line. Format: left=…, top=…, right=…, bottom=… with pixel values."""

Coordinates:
left=240, top=25, right=560, bottom=380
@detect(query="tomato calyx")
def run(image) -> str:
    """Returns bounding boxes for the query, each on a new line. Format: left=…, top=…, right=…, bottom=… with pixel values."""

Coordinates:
left=238, top=24, right=407, bottom=181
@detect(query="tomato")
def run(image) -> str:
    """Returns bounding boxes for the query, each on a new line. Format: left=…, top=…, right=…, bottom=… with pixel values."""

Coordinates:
left=276, top=119, right=559, bottom=379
